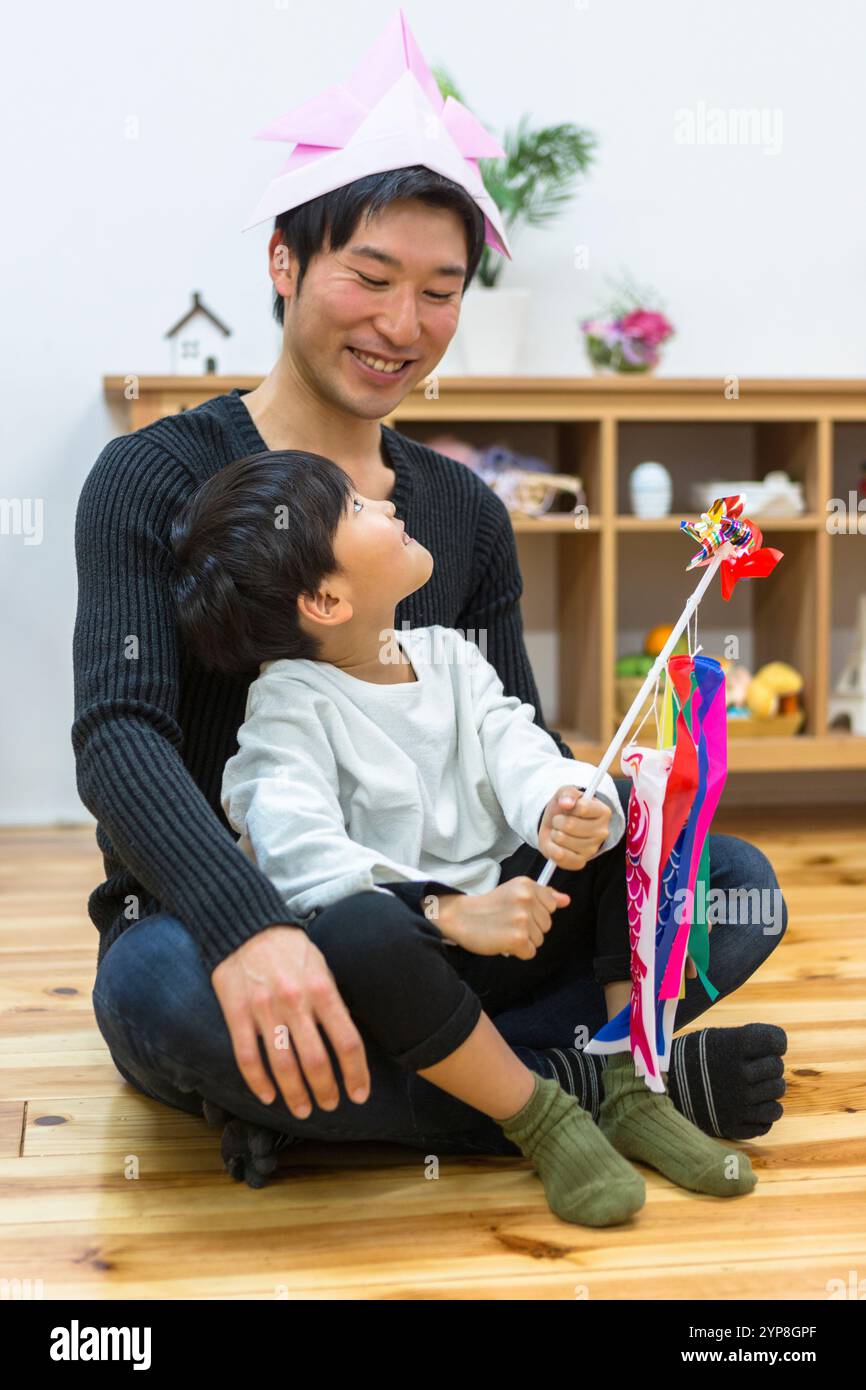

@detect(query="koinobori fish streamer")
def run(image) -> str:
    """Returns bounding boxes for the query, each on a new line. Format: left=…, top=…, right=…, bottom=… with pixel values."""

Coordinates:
left=537, top=495, right=783, bottom=1088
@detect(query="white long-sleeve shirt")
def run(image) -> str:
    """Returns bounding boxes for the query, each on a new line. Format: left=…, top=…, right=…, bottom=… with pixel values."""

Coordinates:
left=221, top=625, right=625, bottom=926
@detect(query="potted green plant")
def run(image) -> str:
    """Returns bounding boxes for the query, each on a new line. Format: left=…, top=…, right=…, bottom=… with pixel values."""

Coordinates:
left=433, top=66, right=596, bottom=373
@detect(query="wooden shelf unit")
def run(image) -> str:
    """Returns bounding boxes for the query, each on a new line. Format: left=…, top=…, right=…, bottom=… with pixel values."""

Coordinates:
left=104, top=375, right=866, bottom=773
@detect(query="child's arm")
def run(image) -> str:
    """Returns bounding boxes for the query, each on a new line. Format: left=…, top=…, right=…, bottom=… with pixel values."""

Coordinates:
left=221, top=683, right=442, bottom=926
left=463, top=637, right=625, bottom=855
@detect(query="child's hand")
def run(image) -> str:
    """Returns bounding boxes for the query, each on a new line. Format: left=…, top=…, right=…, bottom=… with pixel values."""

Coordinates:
left=539, top=786, right=611, bottom=871
left=435, top=879, right=570, bottom=959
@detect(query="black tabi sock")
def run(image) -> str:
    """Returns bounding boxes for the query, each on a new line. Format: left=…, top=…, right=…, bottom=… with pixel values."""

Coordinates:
left=534, top=1022, right=786, bottom=1139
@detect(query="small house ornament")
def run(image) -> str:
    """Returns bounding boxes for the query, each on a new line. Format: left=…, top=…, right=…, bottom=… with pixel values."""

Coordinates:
left=165, top=291, right=232, bottom=374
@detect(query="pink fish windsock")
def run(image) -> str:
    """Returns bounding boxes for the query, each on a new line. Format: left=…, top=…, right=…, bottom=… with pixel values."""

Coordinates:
left=584, top=742, right=672, bottom=1091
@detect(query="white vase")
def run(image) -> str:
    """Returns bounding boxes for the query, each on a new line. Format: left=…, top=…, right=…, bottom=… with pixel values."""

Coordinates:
left=630, top=460, right=673, bottom=518
left=455, top=286, right=531, bottom=374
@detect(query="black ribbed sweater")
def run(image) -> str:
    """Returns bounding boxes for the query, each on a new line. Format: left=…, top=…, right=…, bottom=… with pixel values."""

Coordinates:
left=72, top=388, right=576, bottom=976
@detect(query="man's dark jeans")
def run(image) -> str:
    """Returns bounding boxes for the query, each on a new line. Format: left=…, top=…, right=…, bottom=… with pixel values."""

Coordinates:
left=92, top=787, right=787, bottom=1157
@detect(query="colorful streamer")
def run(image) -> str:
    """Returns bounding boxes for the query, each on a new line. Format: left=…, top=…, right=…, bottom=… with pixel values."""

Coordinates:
left=576, top=494, right=783, bottom=1089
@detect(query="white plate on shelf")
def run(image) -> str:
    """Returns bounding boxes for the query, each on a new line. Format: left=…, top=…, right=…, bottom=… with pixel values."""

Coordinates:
left=689, top=472, right=805, bottom=517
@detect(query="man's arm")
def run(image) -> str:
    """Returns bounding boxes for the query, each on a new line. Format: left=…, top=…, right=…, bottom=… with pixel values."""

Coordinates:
left=71, top=435, right=297, bottom=977
left=456, top=487, right=576, bottom=763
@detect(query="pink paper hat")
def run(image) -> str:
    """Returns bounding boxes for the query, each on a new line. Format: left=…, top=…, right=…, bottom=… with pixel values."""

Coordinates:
left=242, top=7, right=512, bottom=259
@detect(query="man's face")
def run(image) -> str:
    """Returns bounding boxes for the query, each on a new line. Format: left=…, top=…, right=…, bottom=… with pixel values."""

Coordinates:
left=272, top=198, right=467, bottom=419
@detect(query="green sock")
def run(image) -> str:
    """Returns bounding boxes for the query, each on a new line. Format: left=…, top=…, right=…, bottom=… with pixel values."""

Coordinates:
left=598, top=1051, right=758, bottom=1197
left=498, top=1073, right=645, bottom=1227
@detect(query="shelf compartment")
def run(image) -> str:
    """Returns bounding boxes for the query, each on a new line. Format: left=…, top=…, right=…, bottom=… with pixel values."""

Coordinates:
left=832, top=423, right=866, bottom=510
left=392, top=418, right=604, bottom=517
left=828, top=529, right=866, bottom=737
left=557, top=530, right=606, bottom=745
left=612, top=527, right=819, bottom=739
left=616, top=419, right=819, bottom=516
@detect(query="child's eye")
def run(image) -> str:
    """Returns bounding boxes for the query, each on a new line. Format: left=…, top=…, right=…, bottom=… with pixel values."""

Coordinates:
left=352, top=497, right=364, bottom=513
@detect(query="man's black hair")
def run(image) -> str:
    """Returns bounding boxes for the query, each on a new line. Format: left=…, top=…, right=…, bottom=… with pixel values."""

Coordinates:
left=169, top=450, right=354, bottom=676
left=271, top=165, right=486, bottom=325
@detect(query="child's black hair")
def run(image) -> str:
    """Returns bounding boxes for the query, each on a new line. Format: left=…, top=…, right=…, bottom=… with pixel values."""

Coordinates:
left=169, top=449, right=354, bottom=676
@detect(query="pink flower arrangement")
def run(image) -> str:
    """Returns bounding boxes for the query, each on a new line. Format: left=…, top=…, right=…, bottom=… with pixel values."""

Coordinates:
left=581, top=296, right=675, bottom=373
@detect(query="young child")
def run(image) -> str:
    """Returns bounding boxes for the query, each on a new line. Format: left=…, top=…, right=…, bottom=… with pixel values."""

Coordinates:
left=170, top=448, right=757, bottom=1226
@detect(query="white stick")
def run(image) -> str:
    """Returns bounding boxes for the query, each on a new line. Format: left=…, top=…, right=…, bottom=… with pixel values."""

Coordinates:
left=537, top=543, right=731, bottom=886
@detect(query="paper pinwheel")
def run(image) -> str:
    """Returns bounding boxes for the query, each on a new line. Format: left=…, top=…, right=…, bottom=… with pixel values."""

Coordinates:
left=681, top=494, right=784, bottom=601
left=537, top=496, right=784, bottom=1088
left=242, top=7, right=512, bottom=259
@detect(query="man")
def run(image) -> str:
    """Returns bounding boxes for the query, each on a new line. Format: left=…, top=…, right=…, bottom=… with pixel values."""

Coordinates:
left=73, top=17, right=786, bottom=1186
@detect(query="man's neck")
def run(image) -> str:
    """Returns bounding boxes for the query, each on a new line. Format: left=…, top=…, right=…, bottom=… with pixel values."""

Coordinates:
left=241, top=353, right=395, bottom=497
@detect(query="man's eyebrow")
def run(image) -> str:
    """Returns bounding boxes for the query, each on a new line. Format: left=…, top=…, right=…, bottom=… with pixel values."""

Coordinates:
left=347, top=243, right=467, bottom=279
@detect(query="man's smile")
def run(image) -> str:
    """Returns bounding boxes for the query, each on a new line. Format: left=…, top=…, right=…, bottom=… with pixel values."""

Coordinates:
left=346, top=346, right=415, bottom=381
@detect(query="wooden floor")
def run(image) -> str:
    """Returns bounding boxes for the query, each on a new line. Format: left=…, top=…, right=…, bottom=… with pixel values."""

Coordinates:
left=1, top=809, right=865, bottom=1301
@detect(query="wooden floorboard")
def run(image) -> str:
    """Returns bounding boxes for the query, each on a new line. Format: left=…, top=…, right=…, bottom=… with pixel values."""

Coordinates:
left=0, top=811, right=864, bottom=1300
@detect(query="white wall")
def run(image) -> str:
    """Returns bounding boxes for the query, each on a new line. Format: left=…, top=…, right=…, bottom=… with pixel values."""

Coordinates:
left=1, top=0, right=864, bottom=824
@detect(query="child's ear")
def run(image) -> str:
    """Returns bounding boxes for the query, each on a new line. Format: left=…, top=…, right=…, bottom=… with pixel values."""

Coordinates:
left=296, top=586, right=353, bottom=627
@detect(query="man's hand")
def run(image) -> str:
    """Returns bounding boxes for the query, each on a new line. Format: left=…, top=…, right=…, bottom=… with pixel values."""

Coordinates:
left=211, top=925, right=370, bottom=1119
left=538, top=785, right=611, bottom=870
left=434, top=878, right=570, bottom=959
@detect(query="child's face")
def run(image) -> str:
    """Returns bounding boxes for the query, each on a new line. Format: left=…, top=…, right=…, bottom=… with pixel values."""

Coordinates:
left=329, top=488, right=434, bottom=617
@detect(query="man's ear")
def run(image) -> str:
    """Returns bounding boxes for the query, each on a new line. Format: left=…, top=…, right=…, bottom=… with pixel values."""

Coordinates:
left=269, top=231, right=297, bottom=307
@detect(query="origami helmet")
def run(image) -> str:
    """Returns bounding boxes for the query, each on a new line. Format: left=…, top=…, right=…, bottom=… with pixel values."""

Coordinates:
left=242, top=6, right=512, bottom=259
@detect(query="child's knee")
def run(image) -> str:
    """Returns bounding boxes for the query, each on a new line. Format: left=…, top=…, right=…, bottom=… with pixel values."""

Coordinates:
left=309, top=890, right=446, bottom=984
